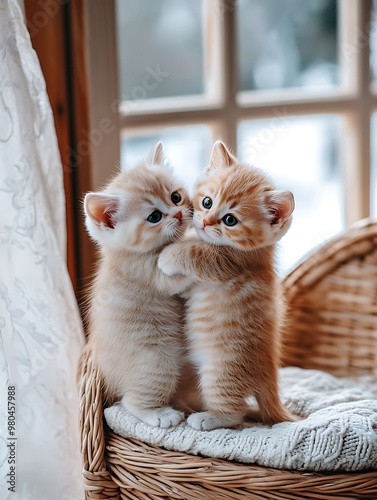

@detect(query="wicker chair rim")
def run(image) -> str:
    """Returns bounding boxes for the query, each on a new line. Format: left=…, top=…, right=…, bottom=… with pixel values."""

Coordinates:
left=283, top=218, right=377, bottom=298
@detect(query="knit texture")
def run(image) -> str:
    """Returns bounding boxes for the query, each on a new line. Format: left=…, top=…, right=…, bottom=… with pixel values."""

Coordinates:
left=105, top=367, right=377, bottom=471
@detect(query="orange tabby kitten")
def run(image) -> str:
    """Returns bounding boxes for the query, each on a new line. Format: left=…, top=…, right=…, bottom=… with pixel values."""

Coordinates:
left=158, top=141, right=295, bottom=430
left=84, top=143, right=193, bottom=428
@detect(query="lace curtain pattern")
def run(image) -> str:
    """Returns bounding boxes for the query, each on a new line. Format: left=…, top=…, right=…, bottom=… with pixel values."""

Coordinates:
left=0, top=1, right=85, bottom=498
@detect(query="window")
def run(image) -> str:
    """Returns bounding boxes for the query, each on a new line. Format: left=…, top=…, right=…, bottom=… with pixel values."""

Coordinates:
left=87, top=0, right=376, bottom=272
left=238, top=115, right=343, bottom=271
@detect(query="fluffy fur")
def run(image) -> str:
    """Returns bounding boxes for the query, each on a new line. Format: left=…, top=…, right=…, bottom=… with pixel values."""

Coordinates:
left=158, top=141, right=295, bottom=430
left=85, top=143, right=193, bottom=428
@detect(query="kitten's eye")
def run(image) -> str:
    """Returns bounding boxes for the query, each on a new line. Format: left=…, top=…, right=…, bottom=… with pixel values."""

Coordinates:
left=202, top=197, right=212, bottom=209
left=222, top=214, right=238, bottom=227
left=147, top=210, right=163, bottom=223
left=171, top=191, right=182, bottom=204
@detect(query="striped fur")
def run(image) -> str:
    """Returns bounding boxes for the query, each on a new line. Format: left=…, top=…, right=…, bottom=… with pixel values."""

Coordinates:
left=159, top=142, right=296, bottom=430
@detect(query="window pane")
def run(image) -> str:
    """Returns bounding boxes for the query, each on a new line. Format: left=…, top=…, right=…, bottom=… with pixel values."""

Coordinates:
left=121, top=125, right=212, bottom=192
left=372, top=113, right=377, bottom=216
left=116, top=0, right=204, bottom=101
left=238, top=115, right=343, bottom=273
left=237, top=0, right=338, bottom=92
left=371, top=0, right=377, bottom=82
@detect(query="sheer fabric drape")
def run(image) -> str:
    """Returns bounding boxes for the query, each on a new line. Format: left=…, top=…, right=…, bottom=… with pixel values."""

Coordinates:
left=0, top=1, right=84, bottom=498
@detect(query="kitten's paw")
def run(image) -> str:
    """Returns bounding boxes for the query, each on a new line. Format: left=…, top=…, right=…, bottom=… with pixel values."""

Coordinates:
left=158, top=245, right=181, bottom=276
left=187, top=411, right=242, bottom=431
left=144, top=407, right=185, bottom=428
left=136, top=407, right=184, bottom=428
left=121, top=399, right=184, bottom=427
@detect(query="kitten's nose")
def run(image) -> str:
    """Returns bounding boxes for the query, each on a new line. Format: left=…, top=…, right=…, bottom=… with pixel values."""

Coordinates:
left=203, top=219, right=211, bottom=227
left=173, top=211, right=182, bottom=221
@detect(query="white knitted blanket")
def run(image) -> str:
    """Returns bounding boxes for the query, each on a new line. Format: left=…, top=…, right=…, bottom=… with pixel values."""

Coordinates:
left=105, top=367, right=377, bottom=471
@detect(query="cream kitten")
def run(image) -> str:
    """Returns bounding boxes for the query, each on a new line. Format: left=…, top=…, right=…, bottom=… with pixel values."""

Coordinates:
left=158, top=141, right=295, bottom=430
left=84, top=143, right=193, bottom=428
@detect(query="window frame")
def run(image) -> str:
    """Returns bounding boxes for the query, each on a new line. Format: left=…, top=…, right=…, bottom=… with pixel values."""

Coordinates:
left=85, top=0, right=376, bottom=225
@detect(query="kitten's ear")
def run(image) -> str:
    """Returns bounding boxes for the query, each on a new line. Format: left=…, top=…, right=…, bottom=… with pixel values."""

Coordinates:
left=265, top=190, right=295, bottom=225
left=147, top=141, right=164, bottom=165
left=84, top=192, right=121, bottom=229
left=207, top=141, right=237, bottom=171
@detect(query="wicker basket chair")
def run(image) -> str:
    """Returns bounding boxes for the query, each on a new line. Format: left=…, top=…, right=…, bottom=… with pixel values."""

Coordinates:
left=78, top=219, right=377, bottom=500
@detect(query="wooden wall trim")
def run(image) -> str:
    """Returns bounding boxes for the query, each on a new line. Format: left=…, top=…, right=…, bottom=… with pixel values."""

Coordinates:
left=85, top=0, right=121, bottom=190
left=67, top=0, right=97, bottom=300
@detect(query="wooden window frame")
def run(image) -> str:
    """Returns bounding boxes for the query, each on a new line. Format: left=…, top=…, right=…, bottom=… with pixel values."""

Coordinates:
left=86, top=0, right=376, bottom=227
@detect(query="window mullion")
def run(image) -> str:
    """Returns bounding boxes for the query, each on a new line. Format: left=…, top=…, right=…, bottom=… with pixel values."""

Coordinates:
left=220, top=0, right=238, bottom=150
left=357, top=0, right=373, bottom=220
left=343, top=0, right=372, bottom=224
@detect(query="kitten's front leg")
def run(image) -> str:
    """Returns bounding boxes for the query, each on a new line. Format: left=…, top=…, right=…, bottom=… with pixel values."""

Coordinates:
left=158, top=242, right=191, bottom=277
left=154, top=247, right=194, bottom=294
left=158, top=240, right=238, bottom=283
left=155, top=270, right=194, bottom=295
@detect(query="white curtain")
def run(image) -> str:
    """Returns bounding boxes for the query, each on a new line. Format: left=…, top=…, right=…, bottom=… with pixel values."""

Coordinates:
left=0, top=1, right=85, bottom=499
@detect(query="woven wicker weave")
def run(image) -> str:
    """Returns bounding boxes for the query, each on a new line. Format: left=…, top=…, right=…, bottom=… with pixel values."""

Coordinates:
left=78, top=219, right=377, bottom=499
